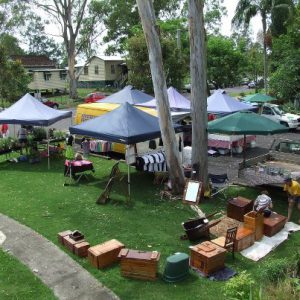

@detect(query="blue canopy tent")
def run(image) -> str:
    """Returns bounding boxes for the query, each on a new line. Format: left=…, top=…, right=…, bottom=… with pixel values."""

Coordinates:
left=70, top=102, right=182, bottom=198
left=0, top=93, right=72, bottom=168
left=97, top=85, right=153, bottom=105
left=207, top=89, right=252, bottom=114
left=136, top=86, right=191, bottom=111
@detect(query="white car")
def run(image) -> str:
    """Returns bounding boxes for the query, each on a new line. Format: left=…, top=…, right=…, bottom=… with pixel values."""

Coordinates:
left=261, top=103, right=300, bottom=129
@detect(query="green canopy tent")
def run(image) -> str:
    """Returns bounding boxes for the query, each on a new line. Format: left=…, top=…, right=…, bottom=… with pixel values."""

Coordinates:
left=243, top=93, right=276, bottom=103
left=207, top=111, right=289, bottom=167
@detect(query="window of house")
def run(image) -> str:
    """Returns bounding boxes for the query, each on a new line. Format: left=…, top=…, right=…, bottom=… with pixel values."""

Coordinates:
left=111, top=64, right=115, bottom=74
left=84, top=66, right=89, bottom=75
left=43, top=71, right=52, bottom=81
left=60, top=71, right=67, bottom=80
left=95, top=65, right=99, bottom=74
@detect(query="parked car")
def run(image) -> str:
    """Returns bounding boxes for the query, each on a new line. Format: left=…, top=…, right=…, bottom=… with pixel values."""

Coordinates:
left=39, top=98, right=59, bottom=109
left=261, top=103, right=300, bottom=129
left=248, top=81, right=256, bottom=89
left=84, top=92, right=106, bottom=103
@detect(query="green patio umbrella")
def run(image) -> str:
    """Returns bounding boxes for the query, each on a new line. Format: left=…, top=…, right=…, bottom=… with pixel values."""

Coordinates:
left=243, top=93, right=276, bottom=103
left=207, top=111, right=288, bottom=167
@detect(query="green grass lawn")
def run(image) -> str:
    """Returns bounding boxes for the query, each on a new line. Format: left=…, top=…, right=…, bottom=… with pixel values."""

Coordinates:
left=0, top=155, right=299, bottom=299
left=0, top=249, right=56, bottom=300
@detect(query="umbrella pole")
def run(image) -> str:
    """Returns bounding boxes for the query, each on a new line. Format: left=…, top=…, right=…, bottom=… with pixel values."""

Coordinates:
left=243, top=134, right=246, bottom=168
left=47, top=129, right=50, bottom=170
left=126, top=145, right=131, bottom=203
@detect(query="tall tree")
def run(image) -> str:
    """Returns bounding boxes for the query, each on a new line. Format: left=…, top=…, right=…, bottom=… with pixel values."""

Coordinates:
left=32, top=0, right=105, bottom=99
left=0, top=46, right=30, bottom=106
left=95, top=0, right=182, bottom=54
left=232, top=0, right=272, bottom=93
left=136, top=0, right=185, bottom=194
left=188, top=0, right=208, bottom=186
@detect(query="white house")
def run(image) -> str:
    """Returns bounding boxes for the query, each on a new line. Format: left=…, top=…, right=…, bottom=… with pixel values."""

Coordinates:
left=76, top=56, right=127, bottom=88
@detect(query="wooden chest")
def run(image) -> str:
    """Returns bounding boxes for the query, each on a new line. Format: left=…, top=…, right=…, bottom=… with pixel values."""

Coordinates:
left=190, top=241, right=226, bottom=276
left=234, top=226, right=254, bottom=252
left=57, top=230, right=72, bottom=245
left=118, top=249, right=160, bottom=281
left=63, top=235, right=85, bottom=253
left=263, top=213, right=286, bottom=237
left=244, top=211, right=264, bottom=241
left=74, top=241, right=90, bottom=257
left=227, top=197, right=254, bottom=222
left=88, top=239, right=124, bottom=269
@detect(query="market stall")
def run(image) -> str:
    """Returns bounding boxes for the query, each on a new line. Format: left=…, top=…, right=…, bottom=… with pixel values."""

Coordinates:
left=0, top=93, right=72, bottom=168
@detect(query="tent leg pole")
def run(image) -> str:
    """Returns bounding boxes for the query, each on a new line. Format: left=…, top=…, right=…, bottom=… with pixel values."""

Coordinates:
left=243, top=134, right=246, bottom=168
left=47, top=130, right=50, bottom=170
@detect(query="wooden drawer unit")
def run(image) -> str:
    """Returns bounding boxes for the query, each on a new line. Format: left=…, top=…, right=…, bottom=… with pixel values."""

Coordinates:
left=88, top=239, right=124, bottom=269
left=235, top=226, right=254, bottom=252
left=57, top=230, right=72, bottom=245
left=63, top=235, right=85, bottom=253
left=263, top=213, right=286, bottom=237
left=190, top=241, right=226, bottom=276
left=227, top=197, right=254, bottom=222
left=74, top=241, right=90, bottom=258
left=244, top=211, right=264, bottom=241
left=118, top=249, right=160, bottom=281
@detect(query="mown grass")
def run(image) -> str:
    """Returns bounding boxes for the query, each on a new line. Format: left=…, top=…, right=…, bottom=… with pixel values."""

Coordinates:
left=0, top=249, right=56, bottom=300
left=0, top=155, right=299, bottom=299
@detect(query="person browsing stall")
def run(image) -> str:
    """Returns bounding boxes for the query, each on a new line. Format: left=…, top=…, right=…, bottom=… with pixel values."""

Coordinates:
left=283, top=176, right=300, bottom=223
left=254, top=190, right=273, bottom=217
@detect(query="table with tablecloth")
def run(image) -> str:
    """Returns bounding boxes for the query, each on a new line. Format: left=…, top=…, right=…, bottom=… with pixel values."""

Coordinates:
left=208, top=134, right=256, bottom=150
left=64, top=160, right=94, bottom=177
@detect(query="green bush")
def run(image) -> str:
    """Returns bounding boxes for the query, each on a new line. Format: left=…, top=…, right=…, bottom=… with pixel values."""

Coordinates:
left=223, top=271, right=256, bottom=300
left=32, top=127, right=47, bottom=141
left=53, top=130, right=66, bottom=139
left=260, top=258, right=291, bottom=282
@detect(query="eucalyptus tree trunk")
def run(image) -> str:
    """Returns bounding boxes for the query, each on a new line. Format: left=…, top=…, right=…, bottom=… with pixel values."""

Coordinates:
left=188, top=0, right=208, bottom=187
left=136, top=0, right=185, bottom=194
left=262, top=13, right=268, bottom=94
left=67, top=41, right=78, bottom=99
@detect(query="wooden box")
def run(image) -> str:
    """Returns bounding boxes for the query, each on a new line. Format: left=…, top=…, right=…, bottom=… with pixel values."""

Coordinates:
left=244, top=211, right=264, bottom=241
left=190, top=241, right=226, bottom=276
left=227, top=197, right=254, bottom=222
left=263, top=213, right=286, bottom=237
left=63, top=235, right=85, bottom=253
left=118, top=249, right=160, bottom=281
left=88, top=239, right=124, bottom=269
left=74, top=241, right=90, bottom=257
left=57, top=230, right=72, bottom=245
left=234, top=226, right=254, bottom=252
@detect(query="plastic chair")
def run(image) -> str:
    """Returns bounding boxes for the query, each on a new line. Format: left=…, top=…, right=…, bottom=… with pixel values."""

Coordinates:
left=211, top=226, right=238, bottom=259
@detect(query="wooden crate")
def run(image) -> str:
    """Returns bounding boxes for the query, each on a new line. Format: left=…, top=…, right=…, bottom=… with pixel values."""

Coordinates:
left=244, top=211, right=264, bottom=241
left=234, top=226, right=254, bottom=252
left=57, top=230, right=72, bottom=245
left=63, top=235, right=85, bottom=253
left=88, top=239, right=124, bottom=269
left=263, top=213, right=286, bottom=237
left=118, top=249, right=160, bottom=281
left=190, top=241, right=226, bottom=276
left=74, top=241, right=90, bottom=258
left=227, top=197, right=254, bottom=222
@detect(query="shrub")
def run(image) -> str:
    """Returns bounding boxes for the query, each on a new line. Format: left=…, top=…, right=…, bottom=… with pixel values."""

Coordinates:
left=260, top=258, right=291, bottom=282
left=223, top=271, right=256, bottom=300
left=32, top=127, right=47, bottom=141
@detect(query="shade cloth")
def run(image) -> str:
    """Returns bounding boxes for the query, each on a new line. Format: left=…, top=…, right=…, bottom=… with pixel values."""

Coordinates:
left=242, top=93, right=276, bottom=103
left=207, top=89, right=252, bottom=114
left=70, top=102, right=182, bottom=144
left=97, top=85, right=153, bottom=104
left=137, top=86, right=191, bottom=111
left=0, top=93, right=72, bottom=126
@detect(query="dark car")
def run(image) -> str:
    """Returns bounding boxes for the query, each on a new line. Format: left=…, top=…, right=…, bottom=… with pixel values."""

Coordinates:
left=40, top=98, right=59, bottom=109
left=84, top=92, right=106, bottom=103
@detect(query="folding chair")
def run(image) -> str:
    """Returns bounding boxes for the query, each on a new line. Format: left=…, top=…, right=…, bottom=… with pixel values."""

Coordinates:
left=211, top=226, right=238, bottom=259
left=208, top=173, right=229, bottom=199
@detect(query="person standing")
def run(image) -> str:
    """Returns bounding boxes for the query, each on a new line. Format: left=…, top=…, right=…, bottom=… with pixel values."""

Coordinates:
left=1, top=124, right=9, bottom=137
left=283, top=177, right=300, bottom=223
left=17, top=125, right=28, bottom=154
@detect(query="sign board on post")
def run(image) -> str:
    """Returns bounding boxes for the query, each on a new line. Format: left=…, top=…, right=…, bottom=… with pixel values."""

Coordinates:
left=182, top=180, right=202, bottom=205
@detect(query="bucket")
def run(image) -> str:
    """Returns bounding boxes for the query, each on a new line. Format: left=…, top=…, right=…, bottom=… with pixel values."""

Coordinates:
left=182, top=218, right=209, bottom=241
